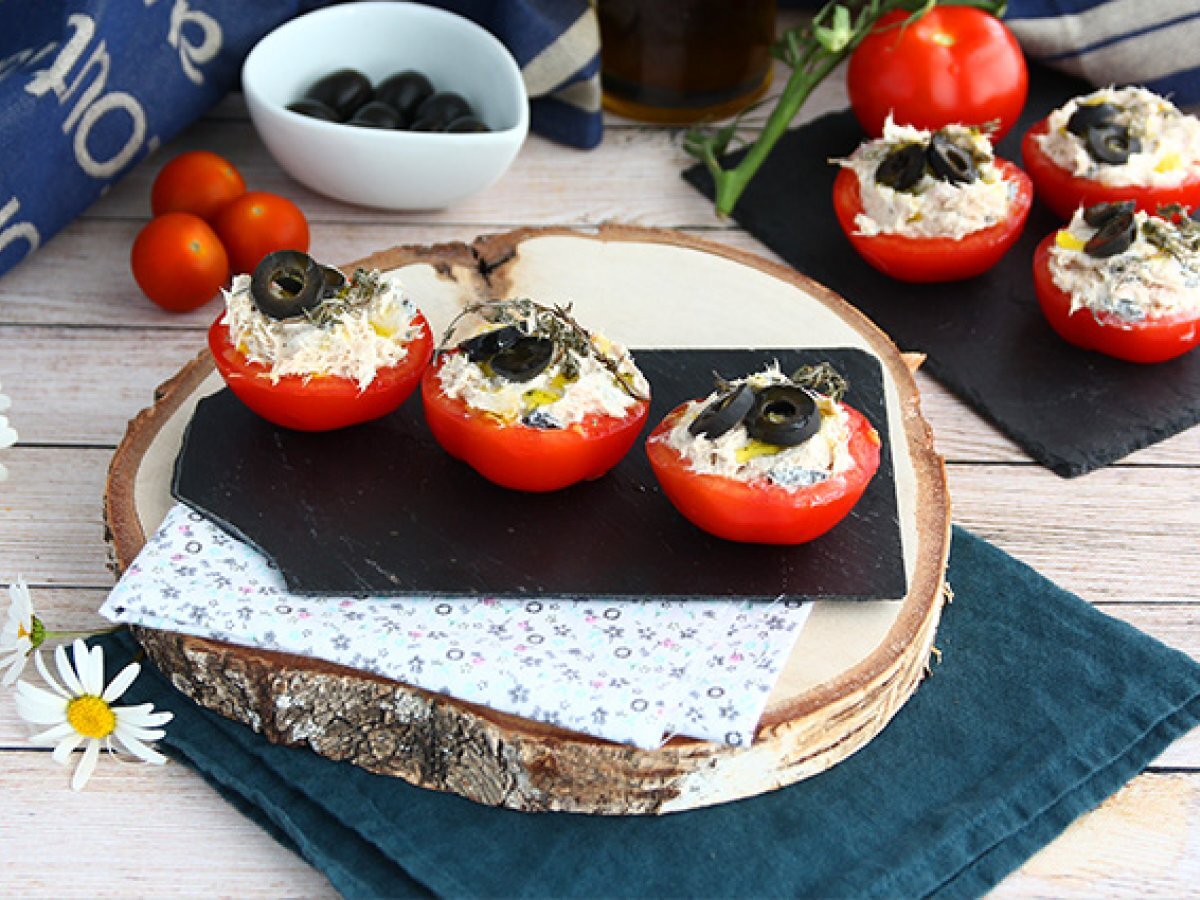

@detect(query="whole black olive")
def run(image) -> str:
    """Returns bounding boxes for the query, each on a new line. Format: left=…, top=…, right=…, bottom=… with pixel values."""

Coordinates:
left=926, top=132, right=978, bottom=184
left=251, top=250, right=326, bottom=320
left=287, top=98, right=340, bottom=122
left=489, top=336, right=555, bottom=382
left=1084, top=124, right=1142, bottom=165
left=1083, top=200, right=1136, bottom=228
left=745, top=385, right=820, bottom=447
left=1066, top=102, right=1118, bottom=137
left=875, top=143, right=926, bottom=191
left=375, top=71, right=434, bottom=121
left=414, top=92, right=473, bottom=130
left=347, top=100, right=403, bottom=129
left=304, top=69, right=373, bottom=120
left=1085, top=210, right=1137, bottom=258
left=408, top=116, right=442, bottom=132
left=321, top=265, right=346, bottom=299
left=445, top=115, right=490, bottom=133
left=458, top=324, right=523, bottom=362
left=689, top=382, right=755, bottom=439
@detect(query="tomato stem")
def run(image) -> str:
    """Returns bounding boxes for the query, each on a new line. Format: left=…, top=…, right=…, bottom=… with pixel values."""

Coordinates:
left=687, top=0, right=1009, bottom=217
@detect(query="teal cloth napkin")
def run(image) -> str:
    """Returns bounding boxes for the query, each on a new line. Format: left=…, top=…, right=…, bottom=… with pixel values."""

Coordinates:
left=97, top=527, right=1200, bottom=898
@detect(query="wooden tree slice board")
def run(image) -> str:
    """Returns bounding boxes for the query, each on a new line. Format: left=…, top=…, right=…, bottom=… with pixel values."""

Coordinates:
left=105, top=226, right=950, bottom=814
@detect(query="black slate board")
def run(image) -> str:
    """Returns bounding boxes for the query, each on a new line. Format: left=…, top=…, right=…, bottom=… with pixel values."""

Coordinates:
left=683, top=66, right=1200, bottom=477
left=172, top=348, right=904, bottom=601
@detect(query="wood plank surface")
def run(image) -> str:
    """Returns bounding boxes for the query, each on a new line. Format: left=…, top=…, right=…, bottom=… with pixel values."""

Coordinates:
left=0, top=6, right=1197, bottom=893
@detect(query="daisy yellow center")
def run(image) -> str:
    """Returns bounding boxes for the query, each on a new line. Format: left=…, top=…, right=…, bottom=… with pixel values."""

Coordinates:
left=67, top=695, right=116, bottom=739
left=17, top=623, right=29, bottom=639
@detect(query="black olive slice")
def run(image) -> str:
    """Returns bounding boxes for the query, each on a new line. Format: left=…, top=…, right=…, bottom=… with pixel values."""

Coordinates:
left=1084, top=124, right=1142, bottom=165
left=321, top=266, right=346, bottom=299
left=375, top=71, right=434, bottom=121
left=459, top=324, right=524, bottom=362
left=286, top=98, right=339, bottom=122
left=689, top=382, right=755, bottom=439
left=1085, top=210, right=1136, bottom=258
left=488, top=336, right=555, bottom=382
left=414, top=92, right=473, bottom=130
left=926, top=133, right=978, bottom=184
left=875, top=143, right=926, bottom=191
left=445, top=115, right=490, bottom=133
left=347, top=100, right=403, bottom=129
left=1083, top=200, right=1136, bottom=228
left=1066, top=101, right=1118, bottom=137
left=251, top=250, right=325, bottom=320
left=304, top=69, right=373, bottom=121
left=745, top=385, right=820, bottom=447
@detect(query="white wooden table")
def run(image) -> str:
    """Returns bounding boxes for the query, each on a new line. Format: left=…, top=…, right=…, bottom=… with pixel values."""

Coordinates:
left=1, top=36, right=1198, bottom=897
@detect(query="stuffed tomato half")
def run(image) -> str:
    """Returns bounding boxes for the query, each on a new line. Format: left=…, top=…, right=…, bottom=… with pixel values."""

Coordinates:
left=646, top=365, right=881, bottom=545
left=833, top=120, right=1033, bottom=283
left=421, top=299, right=650, bottom=492
left=1022, top=87, right=1200, bottom=221
left=1033, top=202, right=1200, bottom=364
left=209, top=250, right=433, bottom=431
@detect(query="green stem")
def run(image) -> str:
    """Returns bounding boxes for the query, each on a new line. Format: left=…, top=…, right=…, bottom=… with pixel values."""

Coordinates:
left=43, top=625, right=125, bottom=640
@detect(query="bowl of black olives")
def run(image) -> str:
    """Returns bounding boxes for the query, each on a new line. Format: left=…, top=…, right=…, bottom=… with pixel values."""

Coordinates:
left=242, top=2, right=528, bottom=210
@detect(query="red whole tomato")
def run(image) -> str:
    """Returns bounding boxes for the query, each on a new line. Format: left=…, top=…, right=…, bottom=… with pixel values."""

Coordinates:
left=832, top=158, right=1033, bottom=282
left=420, top=354, right=651, bottom=492
left=131, top=212, right=230, bottom=312
left=645, top=402, right=881, bottom=545
left=847, top=7, right=1028, bottom=142
left=1022, top=119, right=1200, bottom=220
left=208, top=314, right=433, bottom=431
left=150, top=150, right=246, bottom=222
left=213, top=191, right=310, bottom=276
left=1032, top=232, right=1200, bottom=364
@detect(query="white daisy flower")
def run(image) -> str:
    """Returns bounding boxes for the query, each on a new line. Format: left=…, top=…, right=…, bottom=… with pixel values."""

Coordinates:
left=1, top=577, right=42, bottom=685
left=15, top=639, right=173, bottom=790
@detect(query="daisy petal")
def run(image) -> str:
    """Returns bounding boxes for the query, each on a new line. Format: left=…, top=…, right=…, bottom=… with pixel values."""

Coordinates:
left=71, top=739, right=101, bottom=791
left=29, top=721, right=76, bottom=746
left=102, top=661, right=140, bottom=703
left=116, top=724, right=165, bottom=742
left=116, top=704, right=173, bottom=728
left=35, top=650, right=69, bottom=698
left=14, top=680, right=68, bottom=724
left=1, top=651, right=26, bottom=686
left=52, top=732, right=85, bottom=765
left=114, top=731, right=167, bottom=765
left=79, top=640, right=104, bottom=696
left=55, top=643, right=85, bottom=696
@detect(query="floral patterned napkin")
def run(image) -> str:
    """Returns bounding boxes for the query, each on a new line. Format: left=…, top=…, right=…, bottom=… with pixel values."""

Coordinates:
left=100, top=504, right=813, bottom=748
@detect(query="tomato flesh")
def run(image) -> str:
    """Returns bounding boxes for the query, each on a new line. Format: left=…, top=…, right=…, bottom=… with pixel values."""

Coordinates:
left=1032, top=232, right=1200, bottom=364
left=832, top=158, right=1033, bottom=282
left=1022, top=119, right=1200, bottom=221
left=208, top=313, right=433, bottom=431
left=646, top=403, right=881, bottom=545
left=847, top=7, right=1028, bottom=142
left=420, top=354, right=650, bottom=493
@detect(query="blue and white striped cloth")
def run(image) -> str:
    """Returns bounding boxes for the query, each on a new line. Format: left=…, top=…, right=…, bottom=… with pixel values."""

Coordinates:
left=1005, top=0, right=1200, bottom=109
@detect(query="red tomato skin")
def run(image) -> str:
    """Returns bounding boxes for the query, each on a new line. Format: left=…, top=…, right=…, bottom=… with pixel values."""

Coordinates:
left=130, top=212, right=230, bottom=312
left=1022, top=119, right=1200, bottom=221
left=646, top=404, right=881, bottom=545
left=150, top=150, right=246, bottom=222
left=208, top=313, right=433, bottom=431
left=420, top=355, right=651, bottom=493
left=1032, top=233, right=1200, bottom=364
left=832, top=158, right=1033, bottom=282
left=213, top=191, right=310, bottom=276
left=847, top=8, right=1028, bottom=142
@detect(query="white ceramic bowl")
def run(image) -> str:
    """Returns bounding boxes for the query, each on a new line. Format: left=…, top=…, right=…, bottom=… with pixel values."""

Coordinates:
left=242, top=2, right=529, bottom=210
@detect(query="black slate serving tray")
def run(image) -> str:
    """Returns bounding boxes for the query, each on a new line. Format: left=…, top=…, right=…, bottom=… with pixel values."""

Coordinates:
left=172, top=348, right=905, bottom=601
left=683, top=66, right=1200, bottom=477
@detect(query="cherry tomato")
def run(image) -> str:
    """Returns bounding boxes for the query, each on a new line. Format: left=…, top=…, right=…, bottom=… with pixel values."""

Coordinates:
left=847, top=8, right=1028, bottom=142
left=1032, top=232, right=1200, bottom=364
left=420, top=354, right=651, bottom=492
left=130, top=213, right=230, bottom=312
left=1022, top=119, right=1200, bottom=221
left=213, top=191, right=310, bottom=276
left=646, top=402, right=881, bottom=545
left=208, top=314, right=433, bottom=431
left=832, top=158, right=1033, bottom=282
left=150, top=150, right=246, bottom=222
